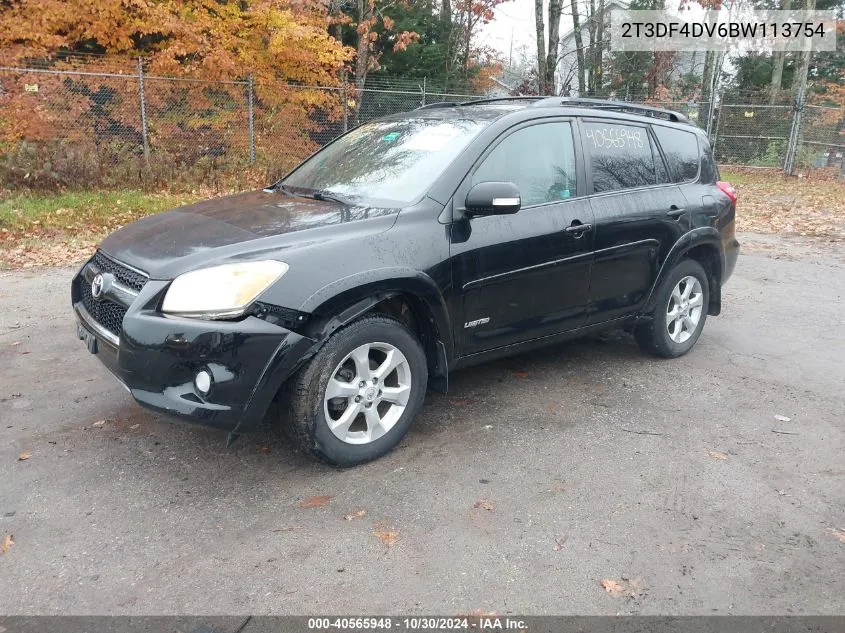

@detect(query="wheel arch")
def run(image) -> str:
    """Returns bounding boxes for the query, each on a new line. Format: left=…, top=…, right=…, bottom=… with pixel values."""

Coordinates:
left=299, top=269, right=454, bottom=392
left=642, top=228, right=724, bottom=317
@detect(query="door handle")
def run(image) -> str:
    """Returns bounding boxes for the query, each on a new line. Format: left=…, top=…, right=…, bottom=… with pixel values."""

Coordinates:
left=564, top=222, right=593, bottom=236
left=667, top=206, right=686, bottom=219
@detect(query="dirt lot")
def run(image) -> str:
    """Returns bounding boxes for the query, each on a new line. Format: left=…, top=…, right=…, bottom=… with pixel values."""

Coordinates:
left=1, top=232, right=844, bottom=615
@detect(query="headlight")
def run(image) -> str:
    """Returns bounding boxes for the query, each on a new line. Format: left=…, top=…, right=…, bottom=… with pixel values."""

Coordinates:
left=161, top=260, right=289, bottom=319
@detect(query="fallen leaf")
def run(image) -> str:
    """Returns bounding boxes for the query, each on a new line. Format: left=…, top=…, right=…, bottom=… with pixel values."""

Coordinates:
left=708, top=450, right=728, bottom=460
left=129, top=424, right=140, bottom=430
left=299, top=495, right=332, bottom=509
left=829, top=528, right=845, bottom=544
left=472, top=499, right=494, bottom=512
left=553, top=536, right=568, bottom=550
left=774, top=414, right=792, bottom=422
left=18, top=452, right=30, bottom=461
left=450, top=399, right=471, bottom=406
left=1, top=534, right=13, bottom=554
left=344, top=509, right=367, bottom=521
left=258, top=445, right=271, bottom=454
left=513, top=370, right=529, bottom=378
left=372, top=522, right=399, bottom=547
left=600, top=576, right=644, bottom=597
left=91, top=420, right=106, bottom=428
left=600, top=579, right=625, bottom=595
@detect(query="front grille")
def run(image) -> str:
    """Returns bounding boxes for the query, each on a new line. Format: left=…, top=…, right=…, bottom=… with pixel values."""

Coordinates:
left=91, top=251, right=148, bottom=293
left=79, top=278, right=127, bottom=338
left=78, top=251, right=148, bottom=339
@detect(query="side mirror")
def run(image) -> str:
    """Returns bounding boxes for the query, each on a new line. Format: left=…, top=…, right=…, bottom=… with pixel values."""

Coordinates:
left=464, top=181, right=521, bottom=217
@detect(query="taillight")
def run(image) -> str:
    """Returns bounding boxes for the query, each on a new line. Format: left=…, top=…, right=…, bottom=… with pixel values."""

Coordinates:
left=716, top=180, right=737, bottom=204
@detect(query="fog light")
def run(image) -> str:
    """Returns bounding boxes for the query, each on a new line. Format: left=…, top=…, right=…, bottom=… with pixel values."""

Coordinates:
left=194, top=369, right=212, bottom=396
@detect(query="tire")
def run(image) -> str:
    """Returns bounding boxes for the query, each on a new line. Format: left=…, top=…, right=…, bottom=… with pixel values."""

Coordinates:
left=634, top=258, right=710, bottom=358
left=282, top=315, right=428, bottom=467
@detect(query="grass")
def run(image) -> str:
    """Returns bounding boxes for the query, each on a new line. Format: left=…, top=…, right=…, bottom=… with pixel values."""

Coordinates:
left=0, top=190, right=205, bottom=269
left=0, top=190, right=203, bottom=232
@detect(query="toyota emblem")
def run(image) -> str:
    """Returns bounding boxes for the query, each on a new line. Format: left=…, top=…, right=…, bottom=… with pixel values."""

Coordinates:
left=91, top=273, right=105, bottom=299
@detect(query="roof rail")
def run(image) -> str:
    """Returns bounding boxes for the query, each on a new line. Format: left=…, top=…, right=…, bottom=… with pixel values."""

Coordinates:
left=530, top=97, right=691, bottom=124
left=459, top=96, right=544, bottom=106
left=415, top=102, right=462, bottom=110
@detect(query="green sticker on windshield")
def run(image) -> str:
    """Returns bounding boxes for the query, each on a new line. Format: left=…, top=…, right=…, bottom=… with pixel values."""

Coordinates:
left=382, top=132, right=401, bottom=141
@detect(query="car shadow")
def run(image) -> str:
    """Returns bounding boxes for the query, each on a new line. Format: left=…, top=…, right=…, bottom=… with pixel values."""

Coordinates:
left=57, top=328, right=647, bottom=499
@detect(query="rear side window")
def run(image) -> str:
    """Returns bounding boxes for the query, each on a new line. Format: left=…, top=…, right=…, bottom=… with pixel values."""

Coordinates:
left=700, top=142, right=718, bottom=183
left=653, top=126, right=700, bottom=182
left=472, top=122, right=577, bottom=206
left=582, top=122, right=656, bottom=193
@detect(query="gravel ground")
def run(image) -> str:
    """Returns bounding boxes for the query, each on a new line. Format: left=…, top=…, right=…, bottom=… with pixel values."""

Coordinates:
left=1, top=232, right=843, bottom=615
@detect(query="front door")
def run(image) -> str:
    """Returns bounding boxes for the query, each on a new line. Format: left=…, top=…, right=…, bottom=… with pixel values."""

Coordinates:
left=450, top=120, right=595, bottom=356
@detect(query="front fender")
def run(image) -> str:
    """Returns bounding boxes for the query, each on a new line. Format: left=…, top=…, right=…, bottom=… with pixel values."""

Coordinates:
left=641, top=227, right=724, bottom=316
left=299, top=266, right=454, bottom=363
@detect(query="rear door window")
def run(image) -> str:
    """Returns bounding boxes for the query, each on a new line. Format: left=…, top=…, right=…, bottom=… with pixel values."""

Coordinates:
left=582, top=122, right=656, bottom=193
left=652, top=125, right=700, bottom=182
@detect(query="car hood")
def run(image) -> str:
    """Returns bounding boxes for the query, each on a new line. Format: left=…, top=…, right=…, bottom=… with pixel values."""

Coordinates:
left=99, top=189, right=400, bottom=279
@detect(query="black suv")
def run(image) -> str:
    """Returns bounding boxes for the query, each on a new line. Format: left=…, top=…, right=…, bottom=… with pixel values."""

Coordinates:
left=72, top=97, right=740, bottom=466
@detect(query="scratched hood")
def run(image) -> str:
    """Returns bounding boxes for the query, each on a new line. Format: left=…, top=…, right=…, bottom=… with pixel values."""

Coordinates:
left=99, top=189, right=399, bottom=278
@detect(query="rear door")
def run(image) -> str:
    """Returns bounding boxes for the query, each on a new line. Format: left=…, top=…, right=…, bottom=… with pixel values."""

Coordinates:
left=581, top=119, right=689, bottom=324
left=450, top=119, right=594, bottom=356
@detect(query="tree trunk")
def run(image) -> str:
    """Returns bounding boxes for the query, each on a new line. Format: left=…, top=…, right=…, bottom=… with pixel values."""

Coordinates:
left=699, top=49, right=715, bottom=122
left=545, top=0, right=563, bottom=95
left=570, top=0, right=585, bottom=94
left=593, top=0, right=605, bottom=95
left=768, top=0, right=791, bottom=103
left=585, top=0, right=596, bottom=92
left=792, top=0, right=814, bottom=98
left=535, top=0, right=548, bottom=94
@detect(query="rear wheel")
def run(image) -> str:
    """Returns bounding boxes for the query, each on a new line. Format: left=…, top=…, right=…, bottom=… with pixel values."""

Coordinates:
left=635, top=259, right=709, bottom=358
left=282, top=315, right=427, bottom=466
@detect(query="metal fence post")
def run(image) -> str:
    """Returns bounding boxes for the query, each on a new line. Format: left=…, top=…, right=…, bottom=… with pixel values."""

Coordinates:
left=342, top=76, right=348, bottom=133
left=784, top=88, right=804, bottom=175
left=248, top=71, right=255, bottom=163
left=137, top=57, right=150, bottom=161
left=421, top=77, right=426, bottom=107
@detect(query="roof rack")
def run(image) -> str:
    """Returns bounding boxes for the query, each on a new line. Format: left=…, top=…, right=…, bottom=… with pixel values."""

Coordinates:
left=415, top=96, right=541, bottom=111
left=415, top=102, right=462, bottom=110
left=530, top=97, right=691, bottom=124
left=459, top=96, right=544, bottom=106
left=415, top=96, right=692, bottom=125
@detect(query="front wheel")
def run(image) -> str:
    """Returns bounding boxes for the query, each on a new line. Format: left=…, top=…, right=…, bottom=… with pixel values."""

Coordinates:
left=635, top=259, right=710, bottom=358
left=282, top=315, right=428, bottom=466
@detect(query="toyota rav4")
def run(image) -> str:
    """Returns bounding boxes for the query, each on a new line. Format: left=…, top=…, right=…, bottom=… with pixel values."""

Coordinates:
left=72, top=97, right=740, bottom=466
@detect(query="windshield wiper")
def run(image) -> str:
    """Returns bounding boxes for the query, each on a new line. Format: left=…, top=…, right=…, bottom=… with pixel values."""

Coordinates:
left=264, top=184, right=354, bottom=206
left=309, top=190, right=353, bottom=206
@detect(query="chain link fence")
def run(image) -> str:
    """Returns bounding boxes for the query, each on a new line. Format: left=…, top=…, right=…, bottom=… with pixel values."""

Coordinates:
left=1, top=58, right=842, bottom=191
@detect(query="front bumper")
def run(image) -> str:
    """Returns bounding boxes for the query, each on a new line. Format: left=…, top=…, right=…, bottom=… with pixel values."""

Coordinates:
left=72, top=259, right=315, bottom=433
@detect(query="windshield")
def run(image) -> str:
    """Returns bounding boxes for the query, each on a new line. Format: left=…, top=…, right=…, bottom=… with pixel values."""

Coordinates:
left=281, top=118, right=488, bottom=206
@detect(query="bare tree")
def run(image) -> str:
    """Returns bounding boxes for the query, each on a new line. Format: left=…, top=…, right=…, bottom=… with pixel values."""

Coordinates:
left=569, top=0, right=586, bottom=93
left=791, top=0, right=815, bottom=99
left=768, top=0, right=791, bottom=102
left=535, top=0, right=565, bottom=94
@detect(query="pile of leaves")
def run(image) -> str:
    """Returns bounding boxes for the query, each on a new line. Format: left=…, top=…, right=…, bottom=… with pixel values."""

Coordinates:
left=727, top=168, right=845, bottom=241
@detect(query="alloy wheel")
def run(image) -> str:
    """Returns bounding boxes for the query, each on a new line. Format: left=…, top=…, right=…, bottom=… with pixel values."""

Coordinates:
left=666, top=275, right=704, bottom=344
left=323, top=342, right=412, bottom=445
